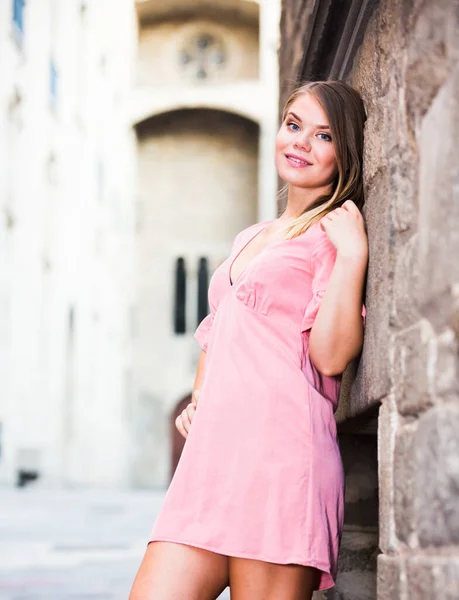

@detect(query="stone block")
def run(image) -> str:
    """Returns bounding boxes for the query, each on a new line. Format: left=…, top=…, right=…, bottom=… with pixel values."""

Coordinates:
left=405, top=1, right=458, bottom=134
left=352, top=13, right=384, bottom=103
left=392, top=234, right=421, bottom=329
left=377, top=554, right=402, bottom=600
left=435, top=328, right=459, bottom=401
left=413, top=404, right=459, bottom=547
left=278, top=0, right=312, bottom=107
left=377, top=396, right=398, bottom=554
left=418, top=67, right=459, bottom=313
left=389, top=146, right=418, bottom=235
left=393, top=321, right=435, bottom=416
left=405, top=556, right=436, bottom=600
left=393, top=423, right=417, bottom=546
left=351, top=171, right=392, bottom=413
left=451, top=284, right=459, bottom=341
left=406, top=555, right=459, bottom=600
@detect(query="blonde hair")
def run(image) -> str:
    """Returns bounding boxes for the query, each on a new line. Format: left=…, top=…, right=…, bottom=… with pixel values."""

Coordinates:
left=277, top=80, right=367, bottom=240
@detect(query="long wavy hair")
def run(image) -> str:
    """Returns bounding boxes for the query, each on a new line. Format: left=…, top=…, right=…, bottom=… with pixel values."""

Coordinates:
left=277, top=80, right=367, bottom=240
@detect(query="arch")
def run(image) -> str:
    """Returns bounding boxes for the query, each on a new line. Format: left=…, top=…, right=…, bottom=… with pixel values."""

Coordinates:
left=136, top=0, right=260, bottom=27
left=134, top=105, right=260, bottom=138
left=131, top=84, right=264, bottom=128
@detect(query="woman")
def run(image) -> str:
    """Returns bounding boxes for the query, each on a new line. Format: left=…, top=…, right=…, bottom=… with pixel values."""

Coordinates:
left=130, top=79, right=368, bottom=600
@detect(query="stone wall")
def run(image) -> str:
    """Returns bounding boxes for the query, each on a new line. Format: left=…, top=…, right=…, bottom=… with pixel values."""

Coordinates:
left=279, top=0, right=459, bottom=598
left=353, top=1, right=459, bottom=598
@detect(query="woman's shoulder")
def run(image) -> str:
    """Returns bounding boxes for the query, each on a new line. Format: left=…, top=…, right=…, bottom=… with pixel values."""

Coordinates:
left=294, top=219, right=328, bottom=248
left=291, top=220, right=336, bottom=267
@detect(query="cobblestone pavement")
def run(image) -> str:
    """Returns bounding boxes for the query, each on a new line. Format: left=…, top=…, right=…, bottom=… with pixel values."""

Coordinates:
left=0, top=488, right=230, bottom=600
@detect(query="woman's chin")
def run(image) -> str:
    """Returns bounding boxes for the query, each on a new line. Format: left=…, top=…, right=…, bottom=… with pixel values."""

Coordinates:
left=277, top=169, right=315, bottom=187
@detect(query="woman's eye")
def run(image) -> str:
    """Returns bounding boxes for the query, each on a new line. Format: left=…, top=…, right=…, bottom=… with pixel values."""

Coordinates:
left=317, top=132, right=332, bottom=142
left=287, top=122, right=300, bottom=132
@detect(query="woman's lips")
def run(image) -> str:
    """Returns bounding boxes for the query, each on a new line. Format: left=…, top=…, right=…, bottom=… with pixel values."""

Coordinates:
left=285, top=154, right=312, bottom=168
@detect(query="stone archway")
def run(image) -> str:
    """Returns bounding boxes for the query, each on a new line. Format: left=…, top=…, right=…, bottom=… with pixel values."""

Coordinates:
left=130, top=107, right=259, bottom=488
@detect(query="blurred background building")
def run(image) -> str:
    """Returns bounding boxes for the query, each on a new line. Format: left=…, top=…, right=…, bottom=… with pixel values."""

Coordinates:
left=0, top=0, right=281, bottom=490
left=0, top=0, right=138, bottom=489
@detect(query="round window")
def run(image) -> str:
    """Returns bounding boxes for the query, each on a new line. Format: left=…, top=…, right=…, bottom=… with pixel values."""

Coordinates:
left=179, top=33, right=227, bottom=80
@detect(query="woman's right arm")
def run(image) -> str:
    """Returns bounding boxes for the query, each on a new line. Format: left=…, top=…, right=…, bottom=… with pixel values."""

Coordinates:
left=192, top=349, right=207, bottom=399
left=176, top=349, right=207, bottom=439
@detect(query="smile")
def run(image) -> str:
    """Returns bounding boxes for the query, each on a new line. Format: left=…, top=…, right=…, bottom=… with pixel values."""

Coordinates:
left=285, top=154, right=312, bottom=168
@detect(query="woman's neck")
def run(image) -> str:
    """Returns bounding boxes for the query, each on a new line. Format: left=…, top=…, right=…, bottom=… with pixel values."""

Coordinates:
left=281, top=183, right=332, bottom=220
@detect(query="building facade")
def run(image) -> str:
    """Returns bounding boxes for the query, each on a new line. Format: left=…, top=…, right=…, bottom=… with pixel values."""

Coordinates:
left=0, top=0, right=138, bottom=487
left=0, top=0, right=281, bottom=489
left=129, top=0, right=281, bottom=487
left=280, top=1, right=459, bottom=599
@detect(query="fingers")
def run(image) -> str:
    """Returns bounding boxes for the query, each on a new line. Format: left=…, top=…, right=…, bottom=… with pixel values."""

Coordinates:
left=175, top=414, right=187, bottom=439
left=185, top=402, right=196, bottom=422
left=322, top=200, right=361, bottom=223
left=342, top=199, right=357, bottom=212
left=175, top=402, right=197, bottom=439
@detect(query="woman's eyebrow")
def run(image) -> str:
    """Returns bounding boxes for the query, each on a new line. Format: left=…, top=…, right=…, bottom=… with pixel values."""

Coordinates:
left=287, top=111, right=330, bottom=129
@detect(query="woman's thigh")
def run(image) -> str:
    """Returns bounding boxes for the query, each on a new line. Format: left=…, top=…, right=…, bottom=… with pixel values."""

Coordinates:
left=228, top=556, right=320, bottom=600
left=129, top=541, right=229, bottom=600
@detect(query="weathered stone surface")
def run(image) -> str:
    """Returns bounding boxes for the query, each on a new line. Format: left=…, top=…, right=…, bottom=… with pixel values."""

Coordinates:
left=393, top=423, right=417, bottom=546
left=378, top=396, right=398, bottom=554
left=406, top=556, right=459, bottom=600
left=435, top=328, right=459, bottom=401
left=393, top=234, right=421, bottom=329
left=417, top=67, right=459, bottom=314
left=451, top=285, right=459, bottom=341
left=405, top=0, right=459, bottom=136
left=280, top=0, right=459, bottom=598
left=351, top=170, right=392, bottom=413
left=377, top=554, right=402, bottom=600
left=389, top=145, right=418, bottom=235
left=393, top=321, right=436, bottom=416
left=279, top=0, right=315, bottom=108
left=405, top=556, right=437, bottom=600
left=413, top=404, right=459, bottom=547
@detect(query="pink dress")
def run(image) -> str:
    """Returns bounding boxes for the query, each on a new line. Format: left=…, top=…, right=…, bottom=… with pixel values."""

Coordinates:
left=149, top=219, right=366, bottom=591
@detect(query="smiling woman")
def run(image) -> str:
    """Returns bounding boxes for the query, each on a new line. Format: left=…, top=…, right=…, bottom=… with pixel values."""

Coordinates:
left=276, top=94, right=338, bottom=192
left=130, top=80, right=368, bottom=600
left=275, top=81, right=367, bottom=241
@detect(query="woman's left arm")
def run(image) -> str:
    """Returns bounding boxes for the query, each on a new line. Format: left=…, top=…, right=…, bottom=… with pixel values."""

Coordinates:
left=308, top=200, right=368, bottom=377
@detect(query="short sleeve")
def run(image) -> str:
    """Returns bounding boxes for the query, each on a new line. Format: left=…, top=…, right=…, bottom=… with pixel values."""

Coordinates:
left=301, top=234, right=337, bottom=332
left=301, top=232, right=366, bottom=332
left=194, top=312, right=214, bottom=352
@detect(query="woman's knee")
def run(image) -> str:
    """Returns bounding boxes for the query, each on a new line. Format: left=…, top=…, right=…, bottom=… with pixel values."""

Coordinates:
left=228, top=556, right=319, bottom=600
left=129, top=541, right=229, bottom=600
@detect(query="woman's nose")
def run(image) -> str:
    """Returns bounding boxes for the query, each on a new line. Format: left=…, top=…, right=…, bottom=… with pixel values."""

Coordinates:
left=294, top=133, right=311, bottom=151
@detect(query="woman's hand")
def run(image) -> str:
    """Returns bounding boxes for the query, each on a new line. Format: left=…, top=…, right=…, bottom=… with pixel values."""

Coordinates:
left=320, top=200, right=368, bottom=263
left=175, top=389, right=200, bottom=439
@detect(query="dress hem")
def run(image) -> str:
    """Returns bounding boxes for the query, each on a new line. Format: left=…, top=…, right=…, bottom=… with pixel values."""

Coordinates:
left=147, top=535, right=336, bottom=591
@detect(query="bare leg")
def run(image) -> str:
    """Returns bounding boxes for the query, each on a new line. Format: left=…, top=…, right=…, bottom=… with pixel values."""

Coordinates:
left=228, top=556, right=321, bottom=600
left=129, top=541, right=229, bottom=600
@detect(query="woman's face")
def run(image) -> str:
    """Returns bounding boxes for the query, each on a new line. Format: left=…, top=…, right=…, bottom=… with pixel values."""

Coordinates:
left=275, top=93, right=338, bottom=191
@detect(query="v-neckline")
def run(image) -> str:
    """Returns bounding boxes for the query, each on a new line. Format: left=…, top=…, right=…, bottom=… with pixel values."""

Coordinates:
left=229, top=220, right=278, bottom=287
